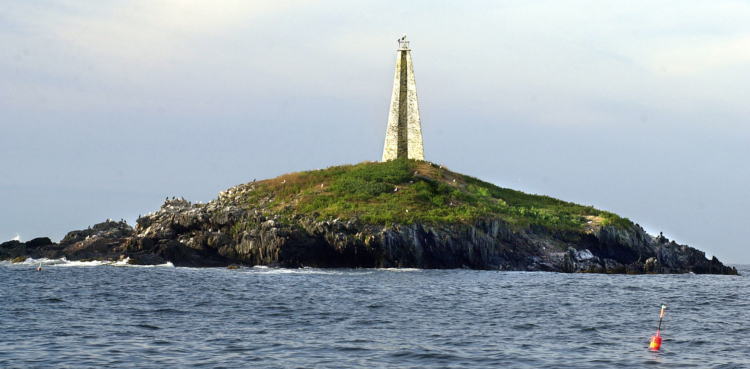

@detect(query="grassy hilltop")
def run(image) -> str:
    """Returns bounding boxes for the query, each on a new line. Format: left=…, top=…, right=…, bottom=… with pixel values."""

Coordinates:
left=226, top=159, right=633, bottom=232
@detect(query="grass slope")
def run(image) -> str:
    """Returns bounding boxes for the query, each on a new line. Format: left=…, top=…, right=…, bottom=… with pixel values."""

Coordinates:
left=234, top=159, right=632, bottom=232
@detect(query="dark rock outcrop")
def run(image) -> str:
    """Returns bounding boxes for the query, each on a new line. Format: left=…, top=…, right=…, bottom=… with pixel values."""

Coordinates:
left=2, top=196, right=738, bottom=275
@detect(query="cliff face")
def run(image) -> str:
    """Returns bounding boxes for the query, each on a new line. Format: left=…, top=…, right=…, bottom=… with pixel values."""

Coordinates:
left=1, top=197, right=737, bottom=275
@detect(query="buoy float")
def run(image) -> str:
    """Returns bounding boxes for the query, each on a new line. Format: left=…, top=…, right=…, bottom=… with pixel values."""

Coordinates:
left=649, top=304, right=666, bottom=350
left=37, top=262, right=42, bottom=271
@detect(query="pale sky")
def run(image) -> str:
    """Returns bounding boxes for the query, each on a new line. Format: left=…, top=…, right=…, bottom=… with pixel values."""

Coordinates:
left=2, top=1, right=749, bottom=263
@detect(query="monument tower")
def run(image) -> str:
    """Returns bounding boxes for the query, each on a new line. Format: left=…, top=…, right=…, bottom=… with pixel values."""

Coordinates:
left=382, top=35, right=424, bottom=162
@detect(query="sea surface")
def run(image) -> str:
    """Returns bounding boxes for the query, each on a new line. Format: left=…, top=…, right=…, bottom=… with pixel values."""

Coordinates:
left=1, top=259, right=748, bottom=368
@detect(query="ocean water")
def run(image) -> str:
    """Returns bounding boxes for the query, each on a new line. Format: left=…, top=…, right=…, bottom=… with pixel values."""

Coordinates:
left=1, top=260, right=748, bottom=368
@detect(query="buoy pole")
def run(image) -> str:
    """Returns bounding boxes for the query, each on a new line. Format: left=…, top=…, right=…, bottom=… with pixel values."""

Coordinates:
left=649, top=305, right=666, bottom=350
left=37, top=262, right=41, bottom=271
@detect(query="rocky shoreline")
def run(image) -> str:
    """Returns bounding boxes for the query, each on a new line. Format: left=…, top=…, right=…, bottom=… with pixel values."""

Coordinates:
left=1, top=198, right=738, bottom=275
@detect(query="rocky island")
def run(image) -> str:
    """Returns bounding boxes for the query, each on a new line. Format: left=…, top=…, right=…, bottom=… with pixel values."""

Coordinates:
left=0, top=159, right=738, bottom=275
left=6, top=38, right=732, bottom=274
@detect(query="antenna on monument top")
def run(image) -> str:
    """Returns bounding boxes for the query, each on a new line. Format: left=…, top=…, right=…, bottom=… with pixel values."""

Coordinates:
left=398, top=33, right=409, bottom=49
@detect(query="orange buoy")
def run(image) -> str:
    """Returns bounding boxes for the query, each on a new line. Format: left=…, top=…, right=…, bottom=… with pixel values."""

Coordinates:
left=649, top=331, right=661, bottom=350
left=649, top=305, right=666, bottom=350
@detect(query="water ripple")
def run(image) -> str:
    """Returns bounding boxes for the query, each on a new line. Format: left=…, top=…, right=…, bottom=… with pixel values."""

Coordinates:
left=0, top=263, right=748, bottom=368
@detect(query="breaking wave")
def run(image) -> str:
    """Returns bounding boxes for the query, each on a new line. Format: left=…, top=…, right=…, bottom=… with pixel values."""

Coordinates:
left=5, top=256, right=174, bottom=268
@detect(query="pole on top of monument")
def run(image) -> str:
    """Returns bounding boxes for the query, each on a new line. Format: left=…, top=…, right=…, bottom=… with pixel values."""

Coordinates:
left=398, top=33, right=409, bottom=49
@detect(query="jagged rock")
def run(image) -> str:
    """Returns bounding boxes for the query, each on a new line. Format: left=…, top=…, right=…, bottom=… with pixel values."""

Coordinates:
left=26, top=237, right=52, bottom=248
left=0, top=240, right=25, bottom=260
left=12, top=256, right=28, bottom=263
left=603, top=259, right=626, bottom=274
left=7, top=194, right=739, bottom=275
left=627, top=261, right=645, bottom=274
left=7, top=159, right=731, bottom=273
left=644, top=257, right=661, bottom=274
left=126, top=254, right=166, bottom=265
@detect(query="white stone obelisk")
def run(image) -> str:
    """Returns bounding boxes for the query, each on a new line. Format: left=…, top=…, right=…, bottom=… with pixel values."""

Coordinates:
left=382, top=36, right=424, bottom=162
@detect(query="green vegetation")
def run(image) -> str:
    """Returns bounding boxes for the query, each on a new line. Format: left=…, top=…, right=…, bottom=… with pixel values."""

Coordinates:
left=12, top=256, right=28, bottom=263
left=236, top=159, right=633, bottom=232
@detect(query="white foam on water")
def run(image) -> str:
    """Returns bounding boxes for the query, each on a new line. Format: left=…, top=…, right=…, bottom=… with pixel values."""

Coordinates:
left=6, top=256, right=173, bottom=268
left=15, top=257, right=74, bottom=266
left=242, top=266, right=367, bottom=275
left=245, top=268, right=339, bottom=275
left=108, top=257, right=174, bottom=268
left=376, top=268, right=422, bottom=272
left=7, top=259, right=411, bottom=273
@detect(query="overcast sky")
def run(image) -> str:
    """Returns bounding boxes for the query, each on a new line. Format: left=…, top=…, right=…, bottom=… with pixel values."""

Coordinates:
left=2, top=1, right=749, bottom=263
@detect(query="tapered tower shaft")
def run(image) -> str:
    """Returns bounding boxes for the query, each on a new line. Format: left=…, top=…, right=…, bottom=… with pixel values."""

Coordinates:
left=382, top=38, right=424, bottom=162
